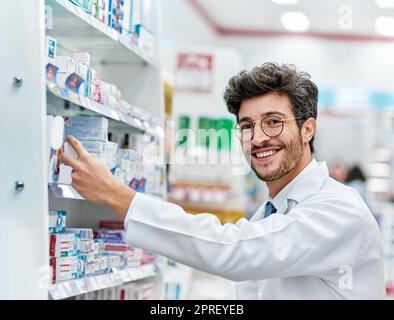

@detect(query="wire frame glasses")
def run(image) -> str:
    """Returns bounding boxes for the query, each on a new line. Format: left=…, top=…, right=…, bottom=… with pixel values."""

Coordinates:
left=234, top=116, right=301, bottom=142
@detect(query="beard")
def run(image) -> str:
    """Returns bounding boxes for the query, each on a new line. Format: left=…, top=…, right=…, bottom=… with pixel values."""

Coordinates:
left=250, top=133, right=304, bottom=182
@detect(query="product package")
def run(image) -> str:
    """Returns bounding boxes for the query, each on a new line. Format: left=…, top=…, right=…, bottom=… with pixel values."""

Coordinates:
left=49, top=211, right=67, bottom=233
left=49, top=233, right=78, bottom=257
left=99, top=220, right=125, bottom=230
left=96, top=230, right=126, bottom=243
left=54, top=56, right=76, bottom=74
left=78, top=251, right=95, bottom=263
left=64, top=116, right=108, bottom=142
left=65, top=228, right=94, bottom=240
left=76, top=140, right=118, bottom=155
left=50, top=256, right=79, bottom=283
left=122, top=0, right=133, bottom=34
left=64, top=115, right=108, bottom=130
left=105, top=253, right=122, bottom=270
left=77, top=239, right=94, bottom=253
left=46, top=36, right=57, bottom=62
left=47, top=115, right=64, bottom=183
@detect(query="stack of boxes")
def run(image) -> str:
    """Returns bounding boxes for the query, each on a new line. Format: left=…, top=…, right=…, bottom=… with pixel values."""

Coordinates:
left=49, top=213, right=155, bottom=285
left=111, top=132, right=163, bottom=195
left=96, top=220, right=149, bottom=269
left=52, top=51, right=122, bottom=111
left=48, top=115, right=163, bottom=195
left=54, top=52, right=92, bottom=97
left=49, top=211, right=90, bottom=283
left=66, top=0, right=155, bottom=51
left=117, top=148, right=143, bottom=192
left=97, top=81, right=122, bottom=110
left=47, top=47, right=159, bottom=130
left=63, top=116, right=118, bottom=170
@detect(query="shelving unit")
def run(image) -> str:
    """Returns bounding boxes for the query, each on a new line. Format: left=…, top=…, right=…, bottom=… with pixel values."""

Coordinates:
left=49, top=264, right=157, bottom=300
left=0, top=0, right=165, bottom=299
left=47, top=0, right=159, bottom=67
left=46, top=89, right=162, bottom=138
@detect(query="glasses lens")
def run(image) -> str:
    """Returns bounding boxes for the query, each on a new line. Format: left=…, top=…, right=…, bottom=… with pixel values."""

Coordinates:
left=261, top=116, right=283, bottom=137
left=235, top=121, right=253, bottom=142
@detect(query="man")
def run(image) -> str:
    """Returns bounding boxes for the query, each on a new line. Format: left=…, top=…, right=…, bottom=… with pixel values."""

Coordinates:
left=63, top=63, right=385, bottom=299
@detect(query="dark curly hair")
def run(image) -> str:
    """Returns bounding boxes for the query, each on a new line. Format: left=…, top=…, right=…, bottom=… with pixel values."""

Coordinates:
left=223, top=62, right=318, bottom=153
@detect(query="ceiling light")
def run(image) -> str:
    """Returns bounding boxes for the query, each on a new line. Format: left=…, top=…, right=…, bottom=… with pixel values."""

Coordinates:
left=272, top=0, right=298, bottom=4
left=375, top=0, right=394, bottom=8
left=375, top=16, right=394, bottom=36
left=281, top=12, right=310, bottom=32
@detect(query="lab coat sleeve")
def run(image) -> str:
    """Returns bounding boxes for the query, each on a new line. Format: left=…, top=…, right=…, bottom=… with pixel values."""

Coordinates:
left=124, top=192, right=365, bottom=281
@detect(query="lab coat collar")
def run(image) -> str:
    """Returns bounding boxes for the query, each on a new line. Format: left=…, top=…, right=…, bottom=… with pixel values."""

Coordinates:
left=267, top=159, right=329, bottom=214
left=250, top=159, right=329, bottom=221
left=267, top=159, right=312, bottom=213
left=267, top=159, right=328, bottom=214
left=285, top=159, right=329, bottom=204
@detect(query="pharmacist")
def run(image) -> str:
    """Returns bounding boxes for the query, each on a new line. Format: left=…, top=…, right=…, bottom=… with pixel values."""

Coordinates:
left=63, top=62, right=386, bottom=299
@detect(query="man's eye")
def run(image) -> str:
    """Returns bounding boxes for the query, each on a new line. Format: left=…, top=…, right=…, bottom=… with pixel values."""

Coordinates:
left=266, top=118, right=282, bottom=126
left=240, top=123, right=253, bottom=130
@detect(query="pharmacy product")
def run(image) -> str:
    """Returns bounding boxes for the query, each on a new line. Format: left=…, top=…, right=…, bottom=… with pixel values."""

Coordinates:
left=49, top=211, right=67, bottom=233
left=49, top=233, right=78, bottom=257
left=50, top=256, right=79, bottom=283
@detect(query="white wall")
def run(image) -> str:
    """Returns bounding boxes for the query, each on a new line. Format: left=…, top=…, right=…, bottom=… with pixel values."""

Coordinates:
left=160, top=0, right=242, bottom=135
left=161, top=0, right=219, bottom=72
left=217, top=36, right=394, bottom=91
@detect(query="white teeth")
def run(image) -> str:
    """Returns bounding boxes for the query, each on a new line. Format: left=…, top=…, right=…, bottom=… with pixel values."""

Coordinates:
left=255, top=150, right=278, bottom=158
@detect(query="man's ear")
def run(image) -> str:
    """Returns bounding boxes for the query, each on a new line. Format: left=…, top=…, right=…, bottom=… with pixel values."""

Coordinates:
left=302, top=118, right=317, bottom=145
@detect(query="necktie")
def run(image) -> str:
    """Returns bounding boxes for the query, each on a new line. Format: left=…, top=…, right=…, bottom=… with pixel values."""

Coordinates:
left=264, top=201, right=277, bottom=218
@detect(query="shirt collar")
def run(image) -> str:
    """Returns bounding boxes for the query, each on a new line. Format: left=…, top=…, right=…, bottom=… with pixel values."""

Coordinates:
left=267, top=159, right=329, bottom=214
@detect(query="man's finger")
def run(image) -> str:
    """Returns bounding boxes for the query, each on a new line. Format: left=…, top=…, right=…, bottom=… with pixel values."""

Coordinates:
left=62, top=152, right=79, bottom=169
left=66, top=135, right=89, bottom=158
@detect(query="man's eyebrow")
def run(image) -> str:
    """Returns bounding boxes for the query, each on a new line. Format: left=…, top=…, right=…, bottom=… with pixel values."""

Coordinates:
left=238, top=116, right=253, bottom=123
left=261, top=111, right=287, bottom=117
left=238, top=111, right=287, bottom=122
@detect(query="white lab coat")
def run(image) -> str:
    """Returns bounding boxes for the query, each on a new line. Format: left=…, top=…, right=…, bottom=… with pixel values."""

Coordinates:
left=124, top=160, right=386, bottom=299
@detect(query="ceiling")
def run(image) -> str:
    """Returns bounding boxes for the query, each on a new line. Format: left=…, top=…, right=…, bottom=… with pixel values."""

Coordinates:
left=187, top=0, right=394, bottom=40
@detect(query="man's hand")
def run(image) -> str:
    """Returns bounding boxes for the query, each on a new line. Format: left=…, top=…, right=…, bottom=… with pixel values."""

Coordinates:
left=62, top=135, right=135, bottom=218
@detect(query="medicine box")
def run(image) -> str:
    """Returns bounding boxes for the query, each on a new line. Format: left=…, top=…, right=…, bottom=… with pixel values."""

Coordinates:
left=49, top=233, right=78, bottom=257
left=78, top=140, right=118, bottom=154
left=65, top=228, right=94, bottom=240
left=50, top=256, right=79, bottom=283
left=77, top=239, right=94, bottom=253
left=64, top=116, right=108, bottom=129
left=64, top=116, right=108, bottom=142
left=55, top=56, right=76, bottom=74
left=49, top=211, right=67, bottom=233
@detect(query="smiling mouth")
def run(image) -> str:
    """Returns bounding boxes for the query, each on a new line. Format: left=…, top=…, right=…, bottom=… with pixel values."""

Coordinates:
left=252, top=148, right=282, bottom=159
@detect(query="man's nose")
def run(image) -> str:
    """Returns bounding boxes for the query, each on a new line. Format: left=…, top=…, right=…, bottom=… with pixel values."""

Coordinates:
left=251, top=125, right=270, bottom=145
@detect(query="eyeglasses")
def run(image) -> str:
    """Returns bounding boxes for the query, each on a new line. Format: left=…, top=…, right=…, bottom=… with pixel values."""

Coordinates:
left=234, top=116, right=301, bottom=142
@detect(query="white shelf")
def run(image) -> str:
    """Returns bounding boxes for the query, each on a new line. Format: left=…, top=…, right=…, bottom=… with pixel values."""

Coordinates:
left=49, top=183, right=83, bottom=200
left=49, top=264, right=157, bottom=300
left=49, top=183, right=165, bottom=201
left=55, top=0, right=118, bottom=41
left=47, top=0, right=159, bottom=67
left=46, top=85, right=160, bottom=137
